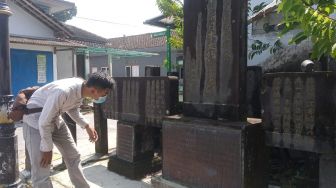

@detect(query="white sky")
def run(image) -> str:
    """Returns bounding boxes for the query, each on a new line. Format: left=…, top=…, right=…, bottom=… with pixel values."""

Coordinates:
left=66, top=0, right=165, bottom=39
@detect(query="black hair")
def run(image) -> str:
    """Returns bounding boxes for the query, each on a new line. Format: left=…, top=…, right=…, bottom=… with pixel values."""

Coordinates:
left=86, top=72, right=114, bottom=89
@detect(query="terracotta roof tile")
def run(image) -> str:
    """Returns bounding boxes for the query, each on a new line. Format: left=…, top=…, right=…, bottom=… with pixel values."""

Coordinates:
left=10, top=36, right=86, bottom=47
left=106, top=33, right=166, bottom=50
left=65, top=25, right=107, bottom=44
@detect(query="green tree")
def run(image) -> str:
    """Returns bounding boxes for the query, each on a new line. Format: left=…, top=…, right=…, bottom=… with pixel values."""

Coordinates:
left=156, top=0, right=183, bottom=49
left=278, top=0, right=336, bottom=59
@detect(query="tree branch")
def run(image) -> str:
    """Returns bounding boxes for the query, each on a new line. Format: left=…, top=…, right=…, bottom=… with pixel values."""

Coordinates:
left=301, top=0, right=336, bottom=22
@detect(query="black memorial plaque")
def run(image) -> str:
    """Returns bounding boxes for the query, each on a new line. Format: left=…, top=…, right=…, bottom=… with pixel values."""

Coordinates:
left=263, top=72, right=336, bottom=140
left=103, top=77, right=178, bottom=127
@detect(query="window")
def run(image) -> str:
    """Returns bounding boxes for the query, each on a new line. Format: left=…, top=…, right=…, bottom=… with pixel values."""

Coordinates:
left=92, top=67, right=98, bottom=73
left=101, top=67, right=109, bottom=74
left=125, top=66, right=131, bottom=77
left=145, top=66, right=160, bottom=76
left=176, top=56, right=184, bottom=79
left=125, top=65, right=139, bottom=77
left=251, top=12, right=283, bottom=35
left=131, top=65, right=139, bottom=77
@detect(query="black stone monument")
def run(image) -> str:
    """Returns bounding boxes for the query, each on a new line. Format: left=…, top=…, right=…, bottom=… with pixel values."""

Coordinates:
left=152, top=0, right=267, bottom=187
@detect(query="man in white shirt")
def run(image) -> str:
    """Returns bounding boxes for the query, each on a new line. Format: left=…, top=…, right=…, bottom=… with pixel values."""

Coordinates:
left=22, top=72, right=114, bottom=188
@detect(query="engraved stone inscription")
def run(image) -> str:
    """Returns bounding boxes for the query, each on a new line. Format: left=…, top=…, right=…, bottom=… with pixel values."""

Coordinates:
left=293, top=77, right=304, bottom=134
left=203, top=0, right=218, bottom=102
left=304, top=78, right=315, bottom=135
left=219, top=0, right=233, bottom=103
left=271, top=78, right=282, bottom=132
left=283, top=78, right=292, bottom=133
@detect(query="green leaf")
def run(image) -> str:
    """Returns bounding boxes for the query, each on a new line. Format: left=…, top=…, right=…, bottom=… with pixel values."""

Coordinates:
left=329, top=22, right=335, bottom=41
left=248, top=40, right=271, bottom=59
left=279, top=22, right=299, bottom=36
left=289, top=32, right=308, bottom=45
left=278, top=2, right=285, bottom=12
left=331, top=43, right=336, bottom=58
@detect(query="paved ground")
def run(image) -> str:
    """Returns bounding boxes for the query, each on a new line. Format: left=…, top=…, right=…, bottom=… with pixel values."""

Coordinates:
left=16, top=112, right=153, bottom=188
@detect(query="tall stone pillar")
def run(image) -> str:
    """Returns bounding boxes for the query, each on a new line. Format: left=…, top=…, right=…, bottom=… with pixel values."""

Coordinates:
left=0, top=0, right=12, bottom=95
left=0, top=1, right=20, bottom=187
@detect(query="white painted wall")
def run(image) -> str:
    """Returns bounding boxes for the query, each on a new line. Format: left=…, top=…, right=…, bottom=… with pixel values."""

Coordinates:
left=8, top=1, right=55, bottom=38
left=248, top=30, right=300, bottom=66
left=247, top=0, right=279, bottom=66
left=53, top=53, right=57, bottom=80
left=248, top=1, right=302, bottom=66
left=56, top=50, right=74, bottom=79
left=73, top=54, right=77, bottom=77
left=85, top=52, right=90, bottom=79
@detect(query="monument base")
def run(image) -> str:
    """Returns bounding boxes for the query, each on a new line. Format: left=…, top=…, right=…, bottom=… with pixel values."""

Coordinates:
left=266, top=132, right=336, bottom=188
left=161, top=116, right=267, bottom=188
left=107, top=155, right=161, bottom=180
left=152, top=176, right=188, bottom=188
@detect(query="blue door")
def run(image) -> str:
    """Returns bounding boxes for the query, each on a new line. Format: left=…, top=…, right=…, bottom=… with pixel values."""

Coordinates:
left=11, top=49, right=53, bottom=94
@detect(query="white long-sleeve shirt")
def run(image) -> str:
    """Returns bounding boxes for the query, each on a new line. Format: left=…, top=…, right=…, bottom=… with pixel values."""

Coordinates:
left=23, top=77, right=89, bottom=152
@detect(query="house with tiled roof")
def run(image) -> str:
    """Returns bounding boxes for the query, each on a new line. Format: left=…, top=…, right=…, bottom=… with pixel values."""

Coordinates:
left=63, top=25, right=159, bottom=79
left=64, top=24, right=108, bottom=78
left=105, top=33, right=182, bottom=77
left=106, top=33, right=166, bottom=50
left=7, top=0, right=82, bottom=94
left=6, top=0, right=161, bottom=94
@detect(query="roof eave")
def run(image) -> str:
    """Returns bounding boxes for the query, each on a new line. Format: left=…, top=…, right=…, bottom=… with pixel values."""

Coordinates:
left=144, top=15, right=175, bottom=29
left=10, top=35, right=86, bottom=48
left=248, top=1, right=279, bottom=24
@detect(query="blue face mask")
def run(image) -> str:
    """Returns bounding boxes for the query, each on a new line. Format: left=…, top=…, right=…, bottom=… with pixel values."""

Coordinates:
left=93, top=96, right=107, bottom=104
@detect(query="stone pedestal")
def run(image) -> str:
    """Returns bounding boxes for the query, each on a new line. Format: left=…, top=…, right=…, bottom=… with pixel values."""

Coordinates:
left=319, top=154, right=336, bottom=188
left=102, top=77, right=179, bottom=178
left=107, top=121, right=161, bottom=179
left=152, top=117, right=267, bottom=188
left=94, top=104, right=108, bottom=154
left=108, top=155, right=161, bottom=180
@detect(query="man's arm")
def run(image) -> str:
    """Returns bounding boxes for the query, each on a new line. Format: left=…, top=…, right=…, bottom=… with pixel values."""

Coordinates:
left=66, top=108, right=98, bottom=142
left=66, top=108, right=89, bottom=129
